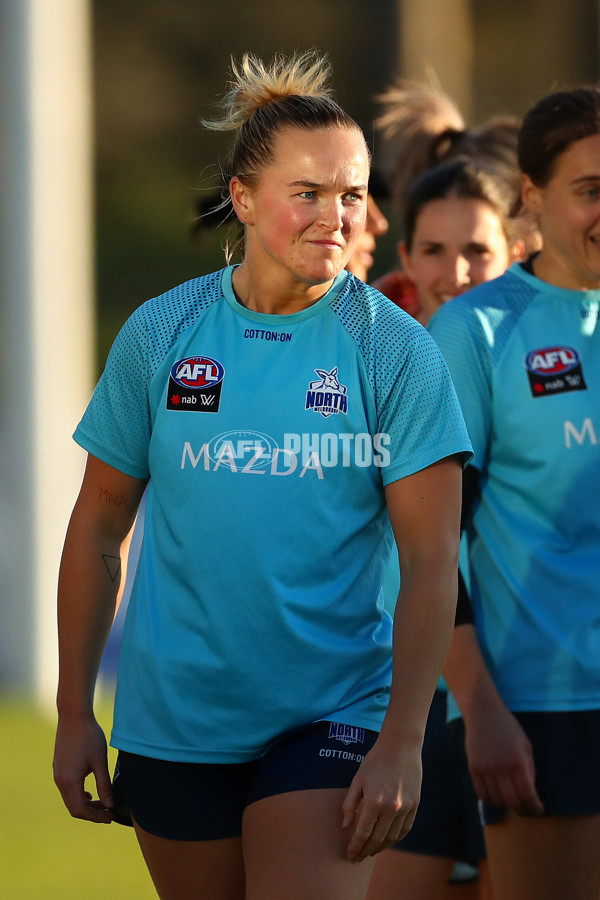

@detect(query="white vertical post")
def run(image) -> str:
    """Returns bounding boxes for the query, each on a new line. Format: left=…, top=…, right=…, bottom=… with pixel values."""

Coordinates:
left=0, top=0, right=94, bottom=705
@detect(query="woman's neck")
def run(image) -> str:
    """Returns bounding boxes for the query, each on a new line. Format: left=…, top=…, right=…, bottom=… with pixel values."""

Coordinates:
left=231, top=259, right=335, bottom=315
left=532, top=249, right=600, bottom=292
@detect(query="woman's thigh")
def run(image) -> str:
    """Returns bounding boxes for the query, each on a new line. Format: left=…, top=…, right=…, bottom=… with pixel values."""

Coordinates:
left=242, top=788, right=376, bottom=900
left=485, top=812, right=600, bottom=900
left=116, top=721, right=380, bottom=898
left=133, top=822, right=245, bottom=900
left=366, top=847, right=456, bottom=900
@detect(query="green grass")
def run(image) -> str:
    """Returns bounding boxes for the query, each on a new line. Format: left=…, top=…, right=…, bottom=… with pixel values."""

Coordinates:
left=0, top=695, right=156, bottom=898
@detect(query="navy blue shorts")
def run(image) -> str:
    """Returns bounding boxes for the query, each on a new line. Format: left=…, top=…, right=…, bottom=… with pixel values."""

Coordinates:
left=481, top=709, right=600, bottom=825
left=393, top=691, right=485, bottom=860
left=111, top=721, right=378, bottom=841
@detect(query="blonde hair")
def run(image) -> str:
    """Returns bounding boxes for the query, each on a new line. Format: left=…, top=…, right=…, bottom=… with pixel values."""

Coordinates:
left=375, top=77, right=465, bottom=207
left=375, top=76, right=520, bottom=212
left=376, top=77, right=465, bottom=142
left=205, top=52, right=333, bottom=132
left=204, top=51, right=361, bottom=186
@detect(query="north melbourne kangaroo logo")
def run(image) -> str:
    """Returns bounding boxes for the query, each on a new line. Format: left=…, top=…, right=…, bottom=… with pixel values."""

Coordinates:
left=305, top=366, right=348, bottom=418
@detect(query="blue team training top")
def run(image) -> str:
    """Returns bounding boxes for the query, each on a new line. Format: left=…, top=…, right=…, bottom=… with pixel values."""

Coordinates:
left=75, top=267, right=471, bottom=763
left=429, top=262, right=600, bottom=713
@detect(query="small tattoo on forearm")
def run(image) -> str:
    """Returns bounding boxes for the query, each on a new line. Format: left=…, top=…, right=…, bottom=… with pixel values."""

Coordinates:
left=99, top=486, right=126, bottom=507
left=102, top=555, right=121, bottom=582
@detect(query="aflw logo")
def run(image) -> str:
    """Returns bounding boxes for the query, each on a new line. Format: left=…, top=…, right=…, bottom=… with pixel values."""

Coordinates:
left=167, top=354, right=225, bottom=413
left=525, top=346, right=586, bottom=397
left=305, top=366, right=348, bottom=418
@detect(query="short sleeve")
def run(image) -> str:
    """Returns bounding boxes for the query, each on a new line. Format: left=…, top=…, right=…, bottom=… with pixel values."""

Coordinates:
left=330, top=277, right=472, bottom=485
left=428, top=299, right=493, bottom=470
left=376, top=323, right=473, bottom=485
left=74, top=306, right=152, bottom=478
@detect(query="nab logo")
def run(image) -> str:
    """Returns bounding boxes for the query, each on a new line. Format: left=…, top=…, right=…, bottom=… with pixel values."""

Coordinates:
left=305, top=366, right=348, bottom=418
left=167, top=355, right=225, bottom=412
left=525, top=346, right=586, bottom=398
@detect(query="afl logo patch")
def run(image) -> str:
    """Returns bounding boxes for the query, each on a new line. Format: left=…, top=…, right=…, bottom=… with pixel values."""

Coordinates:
left=167, top=356, right=225, bottom=412
left=525, top=346, right=586, bottom=397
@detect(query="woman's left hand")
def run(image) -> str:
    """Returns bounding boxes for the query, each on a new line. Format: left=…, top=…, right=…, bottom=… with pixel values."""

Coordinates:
left=342, top=738, right=422, bottom=861
left=341, top=458, right=460, bottom=861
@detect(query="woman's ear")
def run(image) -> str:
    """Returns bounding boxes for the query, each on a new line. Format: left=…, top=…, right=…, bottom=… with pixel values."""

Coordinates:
left=511, top=238, right=526, bottom=262
left=520, top=173, right=541, bottom=215
left=230, top=177, right=254, bottom=226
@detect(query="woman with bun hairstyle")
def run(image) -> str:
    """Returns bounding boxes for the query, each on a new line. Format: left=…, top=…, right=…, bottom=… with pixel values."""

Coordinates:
left=373, top=78, right=540, bottom=316
left=53, top=52, right=471, bottom=900
left=375, top=78, right=521, bottom=213
left=427, top=87, right=600, bottom=900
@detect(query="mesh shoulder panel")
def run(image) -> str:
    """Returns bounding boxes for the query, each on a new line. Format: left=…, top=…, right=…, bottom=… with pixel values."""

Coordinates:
left=428, top=268, right=534, bottom=468
left=331, top=276, right=471, bottom=482
left=75, top=270, right=225, bottom=477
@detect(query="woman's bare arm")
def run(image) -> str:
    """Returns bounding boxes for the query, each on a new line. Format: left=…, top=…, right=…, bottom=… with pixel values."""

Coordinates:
left=53, top=454, right=147, bottom=822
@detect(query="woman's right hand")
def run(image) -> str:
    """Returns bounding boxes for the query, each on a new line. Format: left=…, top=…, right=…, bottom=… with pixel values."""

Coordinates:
left=54, top=455, right=146, bottom=824
left=53, top=711, right=114, bottom=823
left=463, top=704, right=544, bottom=816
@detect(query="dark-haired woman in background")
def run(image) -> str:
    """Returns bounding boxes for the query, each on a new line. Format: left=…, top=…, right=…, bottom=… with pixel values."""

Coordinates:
left=368, top=157, right=524, bottom=900
left=372, top=78, right=539, bottom=317
left=397, top=158, right=522, bottom=325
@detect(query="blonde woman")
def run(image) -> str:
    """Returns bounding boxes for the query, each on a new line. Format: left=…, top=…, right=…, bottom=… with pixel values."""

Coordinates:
left=53, top=53, right=470, bottom=900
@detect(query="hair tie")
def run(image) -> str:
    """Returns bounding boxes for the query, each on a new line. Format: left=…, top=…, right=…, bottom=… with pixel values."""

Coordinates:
left=430, top=127, right=465, bottom=164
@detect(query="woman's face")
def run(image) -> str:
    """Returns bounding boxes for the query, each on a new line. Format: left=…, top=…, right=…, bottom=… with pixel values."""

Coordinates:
left=399, top=196, right=511, bottom=324
left=522, top=132, right=600, bottom=290
left=231, top=126, right=369, bottom=288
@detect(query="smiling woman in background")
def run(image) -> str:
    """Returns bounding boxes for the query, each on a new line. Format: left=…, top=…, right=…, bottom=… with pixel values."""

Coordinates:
left=372, top=78, right=540, bottom=319
left=397, top=158, right=521, bottom=325
left=428, top=86, right=600, bottom=900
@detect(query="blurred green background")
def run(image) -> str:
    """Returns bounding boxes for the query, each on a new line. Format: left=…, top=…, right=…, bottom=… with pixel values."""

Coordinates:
left=0, top=695, right=155, bottom=898
left=92, top=0, right=600, bottom=367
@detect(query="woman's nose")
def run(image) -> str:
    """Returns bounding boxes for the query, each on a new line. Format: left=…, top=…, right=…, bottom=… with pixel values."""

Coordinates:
left=447, top=255, right=471, bottom=287
left=366, top=196, right=389, bottom=237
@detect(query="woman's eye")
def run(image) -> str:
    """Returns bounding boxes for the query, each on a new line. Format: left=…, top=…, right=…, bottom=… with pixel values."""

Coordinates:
left=467, top=245, right=492, bottom=258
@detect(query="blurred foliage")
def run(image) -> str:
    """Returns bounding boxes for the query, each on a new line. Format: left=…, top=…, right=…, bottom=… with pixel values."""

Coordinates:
left=92, top=0, right=397, bottom=369
left=92, top=0, right=599, bottom=371
left=471, top=0, right=599, bottom=117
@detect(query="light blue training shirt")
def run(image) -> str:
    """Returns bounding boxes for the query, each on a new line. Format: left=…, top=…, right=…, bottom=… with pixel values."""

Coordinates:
left=75, top=267, right=471, bottom=762
left=429, top=262, right=600, bottom=713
